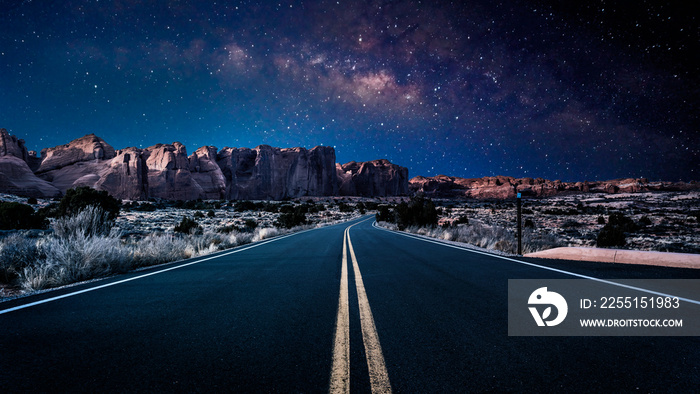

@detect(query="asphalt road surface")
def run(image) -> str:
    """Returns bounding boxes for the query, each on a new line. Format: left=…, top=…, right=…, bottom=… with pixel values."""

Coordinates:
left=1, top=216, right=699, bottom=392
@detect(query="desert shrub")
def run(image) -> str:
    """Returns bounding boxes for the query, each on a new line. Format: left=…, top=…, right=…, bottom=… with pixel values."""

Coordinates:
left=394, top=194, right=438, bottom=229
left=638, top=216, right=652, bottom=226
left=597, top=224, right=626, bottom=247
left=0, top=202, right=47, bottom=230
left=524, top=218, right=535, bottom=228
left=207, top=209, right=216, bottom=218
left=244, top=219, right=258, bottom=231
left=218, top=224, right=243, bottom=234
left=275, top=211, right=307, bottom=228
left=607, top=212, right=638, bottom=232
left=375, top=205, right=393, bottom=222
left=52, top=206, right=114, bottom=239
left=253, top=227, right=280, bottom=242
left=22, top=234, right=131, bottom=290
left=455, top=215, right=469, bottom=225
left=596, top=212, right=637, bottom=247
left=174, top=216, right=201, bottom=234
left=0, top=234, right=41, bottom=284
left=58, top=187, right=120, bottom=220
left=338, top=202, right=354, bottom=213
left=597, top=216, right=606, bottom=225
left=27, top=197, right=38, bottom=205
left=133, top=202, right=157, bottom=212
left=357, top=202, right=367, bottom=214
left=194, top=211, right=205, bottom=219
left=132, top=234, right=189, bottom=267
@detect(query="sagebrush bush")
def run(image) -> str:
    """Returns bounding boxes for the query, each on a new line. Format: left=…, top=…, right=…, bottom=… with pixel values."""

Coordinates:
left=0, top=234, right=41, bottom=284
left=52, top=205, right=115, bottom=239
left=132, top=234, right=189, bottom=267
left=253, top=227, right=280, bottom=242
left=22, top=234, right=131, bottom=290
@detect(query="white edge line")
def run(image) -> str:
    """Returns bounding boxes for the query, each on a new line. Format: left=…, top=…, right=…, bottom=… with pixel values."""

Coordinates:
left=371, top=221, right=700, bottom=306
left=0, top=219, right=362, bottom=316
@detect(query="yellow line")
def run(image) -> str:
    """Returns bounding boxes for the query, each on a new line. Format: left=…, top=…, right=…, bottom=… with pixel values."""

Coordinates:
left=347, top=227, right=393, bottom=394
left=329, top=228, right=350, bottom=394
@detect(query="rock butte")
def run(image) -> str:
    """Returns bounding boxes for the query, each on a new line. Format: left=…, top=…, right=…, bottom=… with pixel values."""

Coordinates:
left=1, top=128, right=697, bottom=201
left=0, top=129, right=408, bottom=200
left=410, top=175, right=700, bottom=199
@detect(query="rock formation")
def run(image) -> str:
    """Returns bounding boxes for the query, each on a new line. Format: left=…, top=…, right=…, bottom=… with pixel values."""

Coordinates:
left=36, top=134, right=115, bottom=174
left=143, top=142, right=203, bottom=201
left=217, top=145, right=338, bottom=200
left=410, top=175, right=700, bottom=199
left=189, top=146, right=226, bottom=200
left=0, top=155, right=61, bottom=198
left=337, top=159, right=409, bottom=197
left=2, top=130, right=390, bottom=200
left=0, top=129, right=61, bottom=198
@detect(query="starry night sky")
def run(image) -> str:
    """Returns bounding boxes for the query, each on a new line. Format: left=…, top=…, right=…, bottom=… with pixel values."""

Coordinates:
left=1, top=0, right=697, bottom=181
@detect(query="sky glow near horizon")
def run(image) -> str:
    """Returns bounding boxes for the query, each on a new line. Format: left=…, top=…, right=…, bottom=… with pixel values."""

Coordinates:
left=0, top=0, right=697, bottom=181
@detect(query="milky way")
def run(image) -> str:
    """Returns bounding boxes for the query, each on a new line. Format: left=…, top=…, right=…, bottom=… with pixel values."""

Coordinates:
left=0, top=0, right=697, bottom=181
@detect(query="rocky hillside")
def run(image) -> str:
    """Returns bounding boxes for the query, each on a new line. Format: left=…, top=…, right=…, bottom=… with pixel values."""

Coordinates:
left=0, top=129, right=408, bottom=200
left=410, top=175, right=700, bottom=199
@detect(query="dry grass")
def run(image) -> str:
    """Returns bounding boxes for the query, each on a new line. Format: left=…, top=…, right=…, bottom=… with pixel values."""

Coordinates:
left=381, top=221, right=561, bottom=255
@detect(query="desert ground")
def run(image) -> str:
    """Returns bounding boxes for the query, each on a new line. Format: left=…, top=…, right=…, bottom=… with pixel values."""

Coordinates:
left=433, top=191, right=700, bottom=254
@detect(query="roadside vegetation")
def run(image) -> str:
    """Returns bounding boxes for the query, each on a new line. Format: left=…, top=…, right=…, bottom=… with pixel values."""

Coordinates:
left=0, top=189, right=363, bottom=295
left=376, top=194, right=561, bottom=255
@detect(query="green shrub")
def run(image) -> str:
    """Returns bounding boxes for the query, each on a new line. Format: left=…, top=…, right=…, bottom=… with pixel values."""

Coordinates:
left=456, top=215, right=469, bottom=225
left=375, top=205, right=393, bottom=222
left=638, top=216, right=652, bottom=226
left=58, top=187, right=120, bottom=220
left=608, top=212, right=638, bottom=232
left=275, top=211, right=307, bottom=229
left=0, top=202, right=47, bottom=230
left=174, top=216, right=201, bottom=234
left=597, top=224, right=626, bottom=247
left=244, top=219, right=258, bottom=231
left=337, top=202, right=354, bottom=213
left=394, top=194, right=438, bottom=230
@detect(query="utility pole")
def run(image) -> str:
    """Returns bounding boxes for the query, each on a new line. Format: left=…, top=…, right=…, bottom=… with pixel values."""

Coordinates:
left=516, top=190, right=522, bottom=255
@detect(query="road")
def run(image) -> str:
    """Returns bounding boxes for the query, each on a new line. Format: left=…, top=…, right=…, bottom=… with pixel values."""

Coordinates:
left=1, top=216, right=699, bottom=392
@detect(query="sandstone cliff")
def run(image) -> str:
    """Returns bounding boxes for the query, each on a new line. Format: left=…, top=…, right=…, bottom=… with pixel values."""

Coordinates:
left=217, top=145, right=338, bottom=200
left=0, top=130, right=356, bottom=200
left=0, top=129, right=61, bottom=198
left=337, top=159, right=409, bottom=197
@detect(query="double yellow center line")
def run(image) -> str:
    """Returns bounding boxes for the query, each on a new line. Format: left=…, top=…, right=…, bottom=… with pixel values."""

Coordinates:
left=330, top=223, right=392, bottom=394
